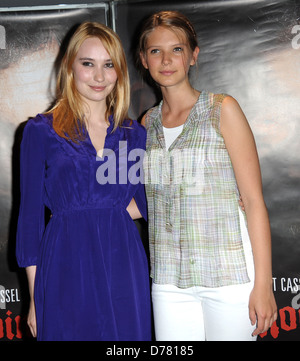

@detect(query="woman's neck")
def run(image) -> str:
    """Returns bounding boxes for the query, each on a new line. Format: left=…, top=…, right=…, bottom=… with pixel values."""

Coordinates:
left=83, top=100, right=108, bottom=128
left=160, top=84, right=201, bottom=127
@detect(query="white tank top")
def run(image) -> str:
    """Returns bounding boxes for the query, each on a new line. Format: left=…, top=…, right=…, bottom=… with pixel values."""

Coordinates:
left=163, top=124, right=184, bottom=150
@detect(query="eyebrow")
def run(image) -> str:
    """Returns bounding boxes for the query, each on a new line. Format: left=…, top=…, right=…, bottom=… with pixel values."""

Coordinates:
left=146, top=43, right=186, bottom=50
left=79, top=57, right=113, bottom=62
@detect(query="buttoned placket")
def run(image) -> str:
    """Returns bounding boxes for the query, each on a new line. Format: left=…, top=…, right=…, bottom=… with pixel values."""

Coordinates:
left=156, top=106, right=197, bottom=236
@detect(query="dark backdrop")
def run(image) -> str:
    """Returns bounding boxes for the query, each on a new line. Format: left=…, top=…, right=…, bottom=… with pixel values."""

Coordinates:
left=0, top=0, right=299, bottom=341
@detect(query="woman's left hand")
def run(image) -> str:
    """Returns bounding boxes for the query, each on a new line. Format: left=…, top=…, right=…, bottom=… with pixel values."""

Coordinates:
left=249, top=285, right=277, bottom=336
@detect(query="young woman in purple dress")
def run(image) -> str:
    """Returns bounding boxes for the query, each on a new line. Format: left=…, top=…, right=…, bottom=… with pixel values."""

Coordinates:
left=16, top=22, right=151, bottom=341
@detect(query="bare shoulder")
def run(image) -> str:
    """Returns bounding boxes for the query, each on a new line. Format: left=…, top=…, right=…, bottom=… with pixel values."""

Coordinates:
left=220, top=95, right=251, bottom=134
left=221, top=95, right=245, bottom=118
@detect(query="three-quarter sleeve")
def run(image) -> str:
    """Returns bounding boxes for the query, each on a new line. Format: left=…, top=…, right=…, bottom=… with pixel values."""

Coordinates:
left=16, top=117, right=46, bottom=267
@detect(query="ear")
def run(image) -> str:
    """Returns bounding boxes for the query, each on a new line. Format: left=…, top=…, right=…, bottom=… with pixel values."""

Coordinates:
left=139, top=51, right=149, bottom=69
left=190, top=46, right=200, bottom=66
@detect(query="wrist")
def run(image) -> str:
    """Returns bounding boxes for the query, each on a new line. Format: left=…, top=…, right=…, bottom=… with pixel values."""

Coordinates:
left=254, top=271, right=273, bottom=288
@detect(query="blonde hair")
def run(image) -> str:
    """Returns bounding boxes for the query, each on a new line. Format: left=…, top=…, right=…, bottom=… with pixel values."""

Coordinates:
left=49, top=22, right=130, bottom=141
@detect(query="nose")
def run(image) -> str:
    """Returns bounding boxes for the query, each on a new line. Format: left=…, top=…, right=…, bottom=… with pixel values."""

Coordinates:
left=94, top=67, right=104, bottom=82
left=162, top=52, right=171, bottom=66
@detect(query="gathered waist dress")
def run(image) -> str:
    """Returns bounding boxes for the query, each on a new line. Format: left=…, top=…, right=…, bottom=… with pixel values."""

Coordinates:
left=16, top=113, right=151, bottom=341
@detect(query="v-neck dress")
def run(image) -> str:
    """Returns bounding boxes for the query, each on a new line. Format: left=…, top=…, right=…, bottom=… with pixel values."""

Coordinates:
left=16, top=113, right=151, bottom=341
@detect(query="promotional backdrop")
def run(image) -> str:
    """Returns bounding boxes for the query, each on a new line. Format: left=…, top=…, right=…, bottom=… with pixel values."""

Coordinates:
left=0, top=0, right=299, bottom=341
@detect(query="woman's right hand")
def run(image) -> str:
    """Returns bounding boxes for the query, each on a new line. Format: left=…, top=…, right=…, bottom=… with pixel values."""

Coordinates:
left=27, top=299, right=37, bottom=338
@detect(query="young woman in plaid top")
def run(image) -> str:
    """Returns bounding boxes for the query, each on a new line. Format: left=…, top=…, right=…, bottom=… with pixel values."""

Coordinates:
left=139, top=10, right=277, bottom=341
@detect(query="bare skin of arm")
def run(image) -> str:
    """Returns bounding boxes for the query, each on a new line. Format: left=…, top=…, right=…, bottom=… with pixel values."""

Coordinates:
left=126, top=197, right=142, bottom=220
left=220, top=96, right=277, bottom=336
left=26, top=265, right=37, bottom=337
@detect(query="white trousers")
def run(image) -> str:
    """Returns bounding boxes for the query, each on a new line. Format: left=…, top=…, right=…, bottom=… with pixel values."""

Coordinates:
left=152, top=209, right=257, bottom=341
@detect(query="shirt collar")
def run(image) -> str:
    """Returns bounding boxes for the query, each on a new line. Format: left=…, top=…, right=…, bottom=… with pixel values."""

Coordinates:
left=152, top=90, right=210, bottom=134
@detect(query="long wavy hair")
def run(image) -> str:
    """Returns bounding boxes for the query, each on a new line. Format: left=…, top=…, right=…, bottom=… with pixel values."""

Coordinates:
left=48, top=22, right=130, bottom=141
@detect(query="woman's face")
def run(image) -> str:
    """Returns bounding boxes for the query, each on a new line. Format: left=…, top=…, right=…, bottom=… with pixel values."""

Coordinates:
left=140, top=26, right=199, bottom=89
left=72, top=37, right=118, bottom=107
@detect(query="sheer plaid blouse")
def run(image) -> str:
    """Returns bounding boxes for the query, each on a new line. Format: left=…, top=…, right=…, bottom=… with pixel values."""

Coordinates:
left=144, top=91, right=250, bottom=288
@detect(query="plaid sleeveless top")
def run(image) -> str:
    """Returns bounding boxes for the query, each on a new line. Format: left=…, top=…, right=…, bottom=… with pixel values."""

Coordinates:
left=144, top=91, right=250, bottom=288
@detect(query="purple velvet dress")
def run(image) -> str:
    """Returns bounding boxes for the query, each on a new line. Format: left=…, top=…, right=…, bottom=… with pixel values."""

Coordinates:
left=16, top=113, right=151, bottom=341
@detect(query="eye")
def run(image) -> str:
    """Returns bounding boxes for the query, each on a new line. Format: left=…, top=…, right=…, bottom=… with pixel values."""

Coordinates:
left=174, top=47, right=183, bottom=52
left=149, top=48, right=160, bottom=54
left=82, top=61, right=93, bottom=67
left=104, top=62, right=114, bottom=68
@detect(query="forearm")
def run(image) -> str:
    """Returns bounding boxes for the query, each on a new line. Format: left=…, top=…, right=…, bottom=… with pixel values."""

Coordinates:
left=26, top=265, right=37, bottom=300
left=243, top=198, right=273, bottom=289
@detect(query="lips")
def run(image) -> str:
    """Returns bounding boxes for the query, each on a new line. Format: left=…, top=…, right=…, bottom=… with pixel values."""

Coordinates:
left=89, top=85, right=106, bottom=91
left=160, top=71, right=175, bottom=76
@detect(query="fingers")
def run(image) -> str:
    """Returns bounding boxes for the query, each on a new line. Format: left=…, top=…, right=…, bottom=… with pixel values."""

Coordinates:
left=269, top=309, right=278, bottom=329
left=251, top=309, right=278, bottom=337
left=249, top=306, right=257, bottom=327
left=252, top=316, right=266, bottom=337
left=238, top=196, right=245, bottom=211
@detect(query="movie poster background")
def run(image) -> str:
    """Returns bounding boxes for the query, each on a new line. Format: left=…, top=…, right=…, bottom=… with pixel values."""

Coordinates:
left=0, top=3, right=108, bottom=340
left=0, top=0, right=299, bottom=341
left=115, top=0, right=300, bottom=341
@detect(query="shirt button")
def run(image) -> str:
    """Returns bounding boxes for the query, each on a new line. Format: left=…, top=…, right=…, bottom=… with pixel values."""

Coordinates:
left=190, top=259, right=195, bottom=265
